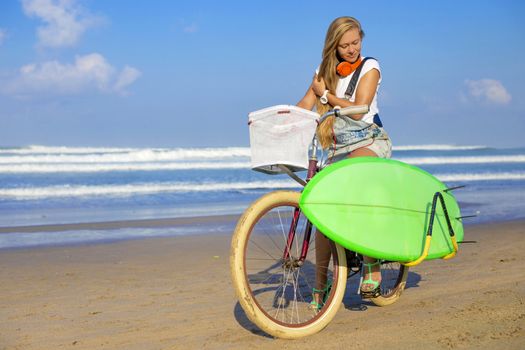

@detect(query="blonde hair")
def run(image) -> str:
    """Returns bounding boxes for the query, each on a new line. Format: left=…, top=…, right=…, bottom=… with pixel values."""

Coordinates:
left=316, top=17, right=364, bottom=148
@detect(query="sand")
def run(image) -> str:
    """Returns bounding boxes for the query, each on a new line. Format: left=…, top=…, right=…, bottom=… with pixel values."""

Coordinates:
left=1, top=219, right=524, bottom=349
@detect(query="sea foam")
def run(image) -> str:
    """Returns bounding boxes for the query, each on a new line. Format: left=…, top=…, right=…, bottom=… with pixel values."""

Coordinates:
left=1, top=172, right=523, bottom=200
left=0, top=154, right=523, bottom=173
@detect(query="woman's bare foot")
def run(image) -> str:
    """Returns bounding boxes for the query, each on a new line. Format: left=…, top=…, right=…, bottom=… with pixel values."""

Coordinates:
left=310, top=292, right=324, bottom=310
left=310, top=280, right=332, bottom=310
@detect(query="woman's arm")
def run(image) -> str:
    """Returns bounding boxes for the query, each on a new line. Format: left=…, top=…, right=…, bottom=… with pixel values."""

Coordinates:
left=313, top=69, right=380, bottom=120
left=297, top=81, right=317, bottom=110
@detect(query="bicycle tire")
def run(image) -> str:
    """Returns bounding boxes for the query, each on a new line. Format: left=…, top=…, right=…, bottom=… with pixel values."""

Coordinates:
left=230, top=191, right=347, bottom=339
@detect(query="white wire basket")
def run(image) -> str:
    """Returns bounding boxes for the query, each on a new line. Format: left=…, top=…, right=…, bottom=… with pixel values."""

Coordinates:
left=248, top=105, right=319, bottom=174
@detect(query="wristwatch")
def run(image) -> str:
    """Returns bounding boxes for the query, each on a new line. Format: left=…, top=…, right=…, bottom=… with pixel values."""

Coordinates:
left=320, top=90, right=329, bottom=104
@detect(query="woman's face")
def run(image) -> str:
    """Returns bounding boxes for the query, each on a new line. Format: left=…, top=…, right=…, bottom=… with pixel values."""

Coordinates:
left=337, top=28, right=362, bottom=63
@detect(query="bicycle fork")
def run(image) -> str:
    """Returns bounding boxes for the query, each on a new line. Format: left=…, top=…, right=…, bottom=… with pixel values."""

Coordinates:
left=282, top=208, right=315, bottom=268
left=281, top=136, right=320, bottom=268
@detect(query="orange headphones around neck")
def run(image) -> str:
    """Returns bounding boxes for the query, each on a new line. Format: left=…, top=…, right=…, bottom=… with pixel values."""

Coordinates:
left=336, top=56, right=363, bottom=77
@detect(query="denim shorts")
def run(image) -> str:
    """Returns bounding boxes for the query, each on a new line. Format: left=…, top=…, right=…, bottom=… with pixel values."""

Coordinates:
left=326, top=137, right=392, bottom=165
left=363, top=137, right=392, bottom=158
left=328, top=115, right=391, bottom=156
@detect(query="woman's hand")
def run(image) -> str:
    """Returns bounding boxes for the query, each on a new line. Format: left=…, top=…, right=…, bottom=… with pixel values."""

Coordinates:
left=312, top=74, right=326, bottom=97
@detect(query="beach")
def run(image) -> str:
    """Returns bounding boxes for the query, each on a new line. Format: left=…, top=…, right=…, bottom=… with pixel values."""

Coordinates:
left=1, top=218, right=524, bottom=349
left=3, top=0, right=525, bottom=347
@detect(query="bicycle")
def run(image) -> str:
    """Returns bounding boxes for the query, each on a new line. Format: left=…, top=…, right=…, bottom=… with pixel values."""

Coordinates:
left=230, top=105, right=409, bottom=339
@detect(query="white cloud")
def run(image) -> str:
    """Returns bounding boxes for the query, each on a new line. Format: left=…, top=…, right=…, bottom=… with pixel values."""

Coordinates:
left=465, top=79, right=511, bottom=105
left=3, top=53, right=141, bottom=96
left=177, top=18, right=199, bottom=33
left=0, top=28, right=7, bottom=46
left=22, top=0, right=101, bottom=48
left=183, top=23, right=199, bottom=33
left=113, top=66, right=142, bottom=95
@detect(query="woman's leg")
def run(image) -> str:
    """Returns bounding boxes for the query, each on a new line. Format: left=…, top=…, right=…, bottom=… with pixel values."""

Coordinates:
left=315, top=230, right=331, bottom=289
left=313, top=229, right=332, bottom=306
left=347, top=147, right=382, bottom=293
left=313, top=145, right=381, bottom=305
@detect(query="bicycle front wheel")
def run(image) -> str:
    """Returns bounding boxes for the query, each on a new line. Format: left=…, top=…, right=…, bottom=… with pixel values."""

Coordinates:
left=230, top=191, right=347, bottom=339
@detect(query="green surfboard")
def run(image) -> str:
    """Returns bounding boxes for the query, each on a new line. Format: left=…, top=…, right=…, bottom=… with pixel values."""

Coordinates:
left=299, top=157, right=464, bottom=262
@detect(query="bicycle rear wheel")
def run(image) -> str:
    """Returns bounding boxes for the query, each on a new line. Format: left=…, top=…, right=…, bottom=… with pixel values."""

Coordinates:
left=230, top=191, right=347, bottom=339
left=370, top=261, right=408, bottom=306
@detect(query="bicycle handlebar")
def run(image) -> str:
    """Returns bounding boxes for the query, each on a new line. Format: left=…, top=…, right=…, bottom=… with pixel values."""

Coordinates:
left=318, top=104, right=369, bottom=124
left=338, top=105, right=369, bottom=117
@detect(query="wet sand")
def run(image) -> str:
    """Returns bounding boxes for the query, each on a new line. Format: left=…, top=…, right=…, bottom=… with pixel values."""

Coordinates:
left=1, top=219, right=524, bottom=349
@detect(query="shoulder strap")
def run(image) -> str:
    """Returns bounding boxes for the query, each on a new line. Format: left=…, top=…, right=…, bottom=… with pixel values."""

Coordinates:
left=344, top=57, right=376, bottom=99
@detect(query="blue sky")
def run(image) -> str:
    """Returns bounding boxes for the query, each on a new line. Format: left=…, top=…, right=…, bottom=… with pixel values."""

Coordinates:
left=1, top=0, right=524, bottom=148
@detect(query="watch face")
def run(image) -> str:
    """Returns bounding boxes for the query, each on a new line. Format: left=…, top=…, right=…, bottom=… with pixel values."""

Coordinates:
left=321, top=90, right=328, bottom=104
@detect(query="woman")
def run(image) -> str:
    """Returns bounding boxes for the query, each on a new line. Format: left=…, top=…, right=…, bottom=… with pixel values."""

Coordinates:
left=297, top=16, right=391, bottom=308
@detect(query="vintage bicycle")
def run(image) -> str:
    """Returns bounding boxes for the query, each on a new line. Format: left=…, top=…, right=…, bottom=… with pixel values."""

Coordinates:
left=230, top=105, right=416, bottom=339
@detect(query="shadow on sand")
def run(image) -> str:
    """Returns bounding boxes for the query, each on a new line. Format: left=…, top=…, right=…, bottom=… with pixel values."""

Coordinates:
left=343, top=269, right=422, bottom=311
left=232, top=268, right=422, bottom=337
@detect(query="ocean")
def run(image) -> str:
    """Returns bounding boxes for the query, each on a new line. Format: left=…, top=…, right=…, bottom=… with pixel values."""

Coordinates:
left=0, top=144, right=524, bottom=249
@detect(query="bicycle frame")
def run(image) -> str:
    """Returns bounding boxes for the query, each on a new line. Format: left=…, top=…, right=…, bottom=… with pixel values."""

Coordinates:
left=281, top=108, right=345, bottom=264
left=281, top=151, right=318, bottom=263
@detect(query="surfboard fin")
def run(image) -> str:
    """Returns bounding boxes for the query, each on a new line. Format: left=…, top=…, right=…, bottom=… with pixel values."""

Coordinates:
left=456, top=214, right=477, bottom=220
left=444, top=185, right=466, bottom=192
left=403, top=191, right=459, bottom=266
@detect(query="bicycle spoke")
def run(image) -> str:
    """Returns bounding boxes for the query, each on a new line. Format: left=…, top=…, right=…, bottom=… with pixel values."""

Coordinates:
left=276, top=266, right=294, bottom=321
left=276, top=209, right=287, bottom=245
left=292, top=268, right=302, bottom=323
left=262, top=211, right=292, bottom=254
left=247, top=237, right=280, bottom=262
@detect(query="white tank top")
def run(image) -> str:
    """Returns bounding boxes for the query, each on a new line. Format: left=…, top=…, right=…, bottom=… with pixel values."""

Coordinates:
left=328, top=57, right=381, bottom=124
